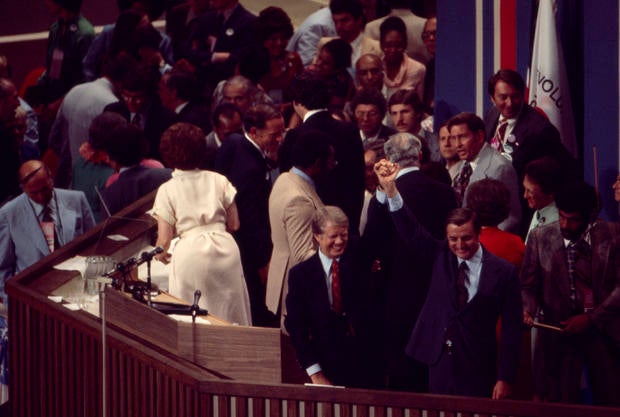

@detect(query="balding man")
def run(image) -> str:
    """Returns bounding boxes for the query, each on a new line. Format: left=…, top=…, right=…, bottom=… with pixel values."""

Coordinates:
left=355, top=54, right=385, bottom=92
left=0, top=160, right=95, bottom=303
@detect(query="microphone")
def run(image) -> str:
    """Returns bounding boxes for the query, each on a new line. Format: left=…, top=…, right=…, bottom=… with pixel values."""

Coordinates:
left=191, top=290, right=201, bottom=323
left=140, top=247, right=164, bottom=263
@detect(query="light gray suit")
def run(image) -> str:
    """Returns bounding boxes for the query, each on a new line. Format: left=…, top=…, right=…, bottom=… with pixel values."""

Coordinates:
left=0, top=189, right=95, bottom=302
left=458, top=143, right=522, bottom=233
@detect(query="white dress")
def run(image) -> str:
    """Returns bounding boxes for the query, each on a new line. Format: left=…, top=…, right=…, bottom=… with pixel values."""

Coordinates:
left=153, top=169, right=252, bottom=325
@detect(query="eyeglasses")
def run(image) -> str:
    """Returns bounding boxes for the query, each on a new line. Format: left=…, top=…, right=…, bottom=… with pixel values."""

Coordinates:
left=421, top=30, right=437, bottom=40
left=354, top=110, right=380, bottom=119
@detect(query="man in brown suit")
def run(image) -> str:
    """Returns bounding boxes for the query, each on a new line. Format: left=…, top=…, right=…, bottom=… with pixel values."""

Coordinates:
left=266, top=131, right=336, bottom=319
left=521, top=181, right=620, bottom=406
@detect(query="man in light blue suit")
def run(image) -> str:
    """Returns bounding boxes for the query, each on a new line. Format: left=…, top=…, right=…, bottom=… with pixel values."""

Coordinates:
left=0, top=160, right=95, bottom=303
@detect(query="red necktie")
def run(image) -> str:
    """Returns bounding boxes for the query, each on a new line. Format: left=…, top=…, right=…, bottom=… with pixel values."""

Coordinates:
left=491, top=119, right=508, bottom=152
left=331, top=259, right=342, bottom=314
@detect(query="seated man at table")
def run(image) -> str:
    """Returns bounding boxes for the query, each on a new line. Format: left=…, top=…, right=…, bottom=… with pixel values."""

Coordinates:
left=0, top=160, right=95, bottom=304
left=285, top=206, right=381, bottom=388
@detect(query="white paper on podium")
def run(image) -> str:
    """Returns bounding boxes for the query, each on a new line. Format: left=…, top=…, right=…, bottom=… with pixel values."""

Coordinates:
left=169, top=314, right=212, bottom=325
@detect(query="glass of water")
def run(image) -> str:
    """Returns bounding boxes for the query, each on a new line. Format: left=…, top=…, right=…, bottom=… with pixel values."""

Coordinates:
left=83, top=256, right=115, bottom=300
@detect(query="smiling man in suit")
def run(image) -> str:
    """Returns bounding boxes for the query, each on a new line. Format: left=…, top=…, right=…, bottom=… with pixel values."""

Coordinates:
left=373, top=159, right=521, bottom=398
left=0, top=160, right=95, bottom=304
left=285, top=206, right=380, bottom=388
left=449, top=112, right=522, bottom=233
left=365, top=132, right=456, bottom=391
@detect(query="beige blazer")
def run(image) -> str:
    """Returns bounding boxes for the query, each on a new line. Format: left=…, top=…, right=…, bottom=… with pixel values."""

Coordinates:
left=315, top=34, right=382, bottom=66
left=364, top=9, right=432, bottom=64
left=266, top=172, right=324, bottom=314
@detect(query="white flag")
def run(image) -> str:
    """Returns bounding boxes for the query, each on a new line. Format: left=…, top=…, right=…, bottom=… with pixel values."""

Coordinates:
left=528, top=0, right=578, bottom=158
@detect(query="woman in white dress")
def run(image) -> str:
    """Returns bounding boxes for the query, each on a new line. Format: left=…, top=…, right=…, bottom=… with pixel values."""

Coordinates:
left=153, top=123, right=252, bottom=325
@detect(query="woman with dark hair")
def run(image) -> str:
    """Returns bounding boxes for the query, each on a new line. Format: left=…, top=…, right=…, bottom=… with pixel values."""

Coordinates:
left=153, top=123, right=252, bottom=325
left=307, top=38, right=356, bottom=111
left=466, top=178, right=525, bottom=270
left=253, top=7, right=303, bottom=107
left=379, top=16, right=426, bottom=100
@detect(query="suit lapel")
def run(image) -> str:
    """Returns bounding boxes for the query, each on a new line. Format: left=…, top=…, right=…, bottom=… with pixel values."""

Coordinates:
left=476, top=248, right=497, bottom=299
left=544, top=227, right=572, bottom=304
left=309, top=254, right=332, bottom=311
left=472, top=144, right=493, bottom=181
left=56, top=193, right=76, bottom=246
left=19, top=195, right=51, bottom=256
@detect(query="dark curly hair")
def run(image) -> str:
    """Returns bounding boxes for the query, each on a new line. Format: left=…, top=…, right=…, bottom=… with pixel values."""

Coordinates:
left=255, top=6, right=294, bottom=43
left=465, top=178, right=510, bottom=227
left=159, top=123, right=207, bottom=169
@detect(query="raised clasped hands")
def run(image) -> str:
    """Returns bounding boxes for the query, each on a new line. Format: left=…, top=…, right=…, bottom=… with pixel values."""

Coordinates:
left=373, top=159, right=399, bottom=197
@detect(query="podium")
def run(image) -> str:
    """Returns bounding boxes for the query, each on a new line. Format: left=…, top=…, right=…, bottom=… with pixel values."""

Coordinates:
left=6, top=191, right=289, bottom=417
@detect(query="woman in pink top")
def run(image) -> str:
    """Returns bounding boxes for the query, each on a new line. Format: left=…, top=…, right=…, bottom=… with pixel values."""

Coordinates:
left=380, top=16, right=426, bottom=101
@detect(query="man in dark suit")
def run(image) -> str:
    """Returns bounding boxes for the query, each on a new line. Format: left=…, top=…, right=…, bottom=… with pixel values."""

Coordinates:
left=104, top=64, right=178, bottom=161
left=185, top=0, right=256, bottom=90
left=484, top=69, right=576, bottom=235
left=158, top=70, right=211, bottom=134
left=484, top=69, right=572, bottom=181
left=373, top=159, right=521, bottom=398
left=364, top=132, right=457, bottom=391
left=214, top=104, right=283, bottom=327
left=350, top=88, right=395, bottom=158
left=280, top=73, right=365, bottom=235
left=521, top=181, right=620, bottom=406
left=285, top=206, right=380, bottom=388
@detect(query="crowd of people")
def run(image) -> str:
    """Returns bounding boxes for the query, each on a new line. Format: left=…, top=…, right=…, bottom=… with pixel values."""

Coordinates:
left=0, top=0, right=619, bottom=409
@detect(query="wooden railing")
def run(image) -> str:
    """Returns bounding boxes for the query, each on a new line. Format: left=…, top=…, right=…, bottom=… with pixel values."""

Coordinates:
left=7, top=192, right=620, bottom=417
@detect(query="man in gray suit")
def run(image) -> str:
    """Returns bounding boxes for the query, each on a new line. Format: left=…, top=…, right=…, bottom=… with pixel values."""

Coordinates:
left=0, top=160, right=95, bottom=304
left=521, top=181, right=620, bottom=406
left=449, top=112, right=521, bottom=234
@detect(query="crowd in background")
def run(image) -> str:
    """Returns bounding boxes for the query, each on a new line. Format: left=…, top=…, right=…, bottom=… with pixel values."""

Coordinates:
left=0, top=0, right=619, bottom=409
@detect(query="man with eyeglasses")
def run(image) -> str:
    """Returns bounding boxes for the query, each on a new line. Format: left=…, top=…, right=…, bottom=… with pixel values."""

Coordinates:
left=104, top=64, right=178, bottom=161
left=0, top=160, right=95, bottom=305
left=350, top=88, right=395, bottom=157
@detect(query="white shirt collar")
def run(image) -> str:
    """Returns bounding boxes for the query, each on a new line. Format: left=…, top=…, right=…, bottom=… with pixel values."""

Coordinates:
left=244, top=132, right=265, bottom=156
left=303, top=108, right=328, bottom=122
left=175, top=101, right=189, bottom=114
left=291, top=167, right=315, bottom=188
left=395, top=166, right=420, bottom=179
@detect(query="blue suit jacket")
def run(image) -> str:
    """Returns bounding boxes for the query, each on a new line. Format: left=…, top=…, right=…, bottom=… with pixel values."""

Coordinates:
left=389, top=204, right=521, bottom=397
left=0, top=189, right=95, bottom=301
